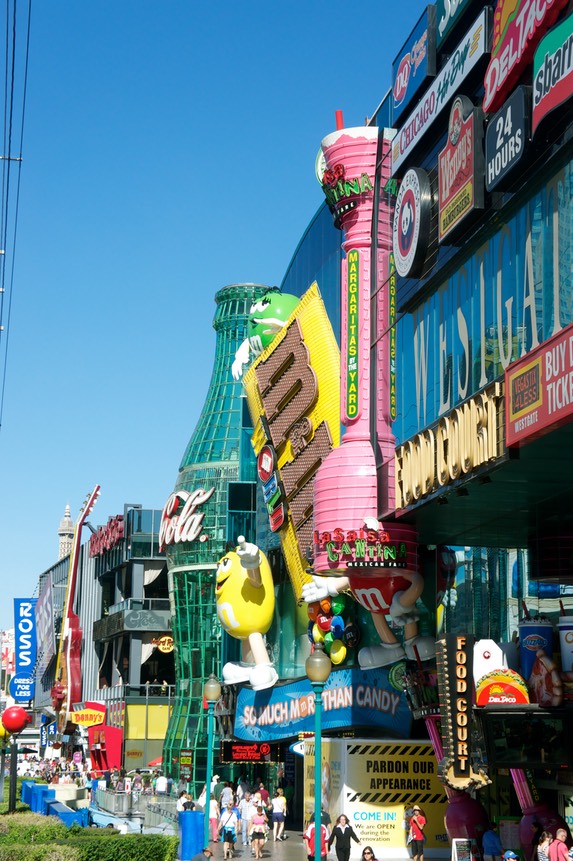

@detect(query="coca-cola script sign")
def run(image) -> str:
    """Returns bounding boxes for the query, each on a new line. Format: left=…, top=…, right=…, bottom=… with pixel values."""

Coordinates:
left=438, top=95, right=484, bottom=243
left=159, top=487, right=215, bottom=551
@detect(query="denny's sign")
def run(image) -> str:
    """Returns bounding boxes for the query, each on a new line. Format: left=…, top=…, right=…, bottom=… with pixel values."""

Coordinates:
left=243, top=283, right=340, bottom=600
left=71, top=701, right=106, bottom=727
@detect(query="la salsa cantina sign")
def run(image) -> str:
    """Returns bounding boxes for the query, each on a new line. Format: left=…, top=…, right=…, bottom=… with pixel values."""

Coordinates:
left=314, top=527, right=408, bottom=568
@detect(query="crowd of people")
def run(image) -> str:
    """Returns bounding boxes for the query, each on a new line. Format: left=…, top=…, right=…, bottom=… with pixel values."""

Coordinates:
left=190, top=774, right=295, bottom=859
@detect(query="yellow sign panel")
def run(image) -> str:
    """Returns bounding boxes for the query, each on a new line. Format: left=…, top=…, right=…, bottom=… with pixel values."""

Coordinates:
left=243, top=283, right=341, bottom=600
left=304, top=738, right=448, bottom=858
left=71, top=707, right=105, bottom=727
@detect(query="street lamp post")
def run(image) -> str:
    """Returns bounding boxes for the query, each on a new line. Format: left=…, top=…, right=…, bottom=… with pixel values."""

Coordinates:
left=306, top=643, right=331, bottom=861
left=203, top=674, right=221, bottom=849
left=1, top=706, right=32, bottom=814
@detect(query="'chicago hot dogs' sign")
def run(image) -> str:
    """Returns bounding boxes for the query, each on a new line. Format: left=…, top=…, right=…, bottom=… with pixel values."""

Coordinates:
left=392, top=9, right=489, bottom=175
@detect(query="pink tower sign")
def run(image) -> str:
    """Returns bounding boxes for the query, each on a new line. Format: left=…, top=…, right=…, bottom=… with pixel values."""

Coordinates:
left=314, top=126, right=392, bottom=573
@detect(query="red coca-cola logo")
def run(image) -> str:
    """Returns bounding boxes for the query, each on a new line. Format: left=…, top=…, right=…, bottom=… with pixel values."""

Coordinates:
left=394, top=54, right=411, bottom=106
left=159, top=486, right=215, bottom=550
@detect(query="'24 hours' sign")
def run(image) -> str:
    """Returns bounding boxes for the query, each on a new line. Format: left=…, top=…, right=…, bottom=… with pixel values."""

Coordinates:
left=485, top=86, right=531, bottom=192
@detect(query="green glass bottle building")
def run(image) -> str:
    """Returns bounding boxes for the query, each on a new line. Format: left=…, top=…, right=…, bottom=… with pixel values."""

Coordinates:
left=161, top=282, right=269, bottom=790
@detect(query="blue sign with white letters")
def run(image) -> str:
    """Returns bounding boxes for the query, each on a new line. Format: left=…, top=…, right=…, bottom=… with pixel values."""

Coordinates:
left=9, top=672, right=35, bottom=702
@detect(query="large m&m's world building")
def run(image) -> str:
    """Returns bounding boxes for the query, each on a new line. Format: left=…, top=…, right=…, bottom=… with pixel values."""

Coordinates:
left=25, top=0, right=573, bottom=855
left=157, top=2, right=573, bottom=857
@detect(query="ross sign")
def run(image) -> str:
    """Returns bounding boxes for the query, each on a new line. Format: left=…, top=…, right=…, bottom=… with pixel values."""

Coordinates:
left=234, top=665, right=412, bottom=741
left=244, top=283, right=340, bottom=600
left=437, top=0, right=478, bottom=48
left=392, top=168, right=432, bottom=277
left=483, top=0, right=569, bottom=114
left=392, top=10, right=490, bottom=174
left=392, top=6, right=437, bottom=125
left=89, top=515, right=124, bottom=557
left=506, top=322, right=573, bottom=446
left=485, top=86, right=531, bottom=191
left=220, top=741, right=283, bottom=763
left=438, top=96, right=484, bottom=242
left=159, top=486, right=215, bottom=551
left=9, top=673, right=35, bottom=702
left=532, top=11, right=573, bottom=135
left=14, top=599, right=37, bottom=676
left=395, top=384, right=503, bottom=509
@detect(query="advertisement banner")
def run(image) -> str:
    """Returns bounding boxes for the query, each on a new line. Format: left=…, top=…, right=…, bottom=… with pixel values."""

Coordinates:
left=303, top=738, right=448, bottom=859
left=532, top=11, right=573, bottom=135
left=14, top=598, right=37, bottom=676
left=483, top=0, right=569, bottom=114
left=436, top=0, right=478, bottom=48
left=392, top=10, right=489, bottom=175
left=506, top=322, right=573, bottom=446
left=438, top=96, right=484, bottom=242
left=234, top=666, right=412, bottom=741
left=35, top=575, right=56, bottom=674
left=392, top=6, right=437, bottom=125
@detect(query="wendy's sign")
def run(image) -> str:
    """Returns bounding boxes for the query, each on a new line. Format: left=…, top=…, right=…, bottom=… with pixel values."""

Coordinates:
left=438, top=95, right=484, bottom=242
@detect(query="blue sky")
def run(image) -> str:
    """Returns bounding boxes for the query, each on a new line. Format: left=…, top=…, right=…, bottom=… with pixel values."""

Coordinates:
left=0, top=0, right=426, bottom=631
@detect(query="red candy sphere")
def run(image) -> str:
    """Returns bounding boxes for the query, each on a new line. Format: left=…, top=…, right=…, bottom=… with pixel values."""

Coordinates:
left=1, top=706, right=31, bottom=735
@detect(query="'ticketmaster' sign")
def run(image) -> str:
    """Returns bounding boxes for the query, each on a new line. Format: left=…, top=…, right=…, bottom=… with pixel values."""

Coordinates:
left=506, top=322, right=573, bottom=446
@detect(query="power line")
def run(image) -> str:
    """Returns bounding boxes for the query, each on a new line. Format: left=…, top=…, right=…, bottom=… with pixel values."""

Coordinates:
left=0, top=0, right=32, bottom=432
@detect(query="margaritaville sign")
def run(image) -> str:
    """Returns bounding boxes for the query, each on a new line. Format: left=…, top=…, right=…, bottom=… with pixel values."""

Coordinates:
left=395, top=383, right=503, bottom=508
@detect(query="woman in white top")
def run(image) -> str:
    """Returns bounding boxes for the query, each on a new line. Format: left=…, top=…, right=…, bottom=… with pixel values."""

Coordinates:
left=271, top=788, right=287, bottom=842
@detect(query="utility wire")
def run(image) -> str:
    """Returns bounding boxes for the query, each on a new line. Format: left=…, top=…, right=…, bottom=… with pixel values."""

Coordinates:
left=0, top=0, right=31, bottom=432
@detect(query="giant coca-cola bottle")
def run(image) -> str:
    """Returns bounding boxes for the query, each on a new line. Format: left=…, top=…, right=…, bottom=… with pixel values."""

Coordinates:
left=161, top=282, right=269, bottom=791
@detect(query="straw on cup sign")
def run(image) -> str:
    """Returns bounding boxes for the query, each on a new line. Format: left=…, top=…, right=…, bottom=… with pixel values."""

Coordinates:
left=557, top=617, right=573, bottom=672
left=518, top=616, right=553, bottom=680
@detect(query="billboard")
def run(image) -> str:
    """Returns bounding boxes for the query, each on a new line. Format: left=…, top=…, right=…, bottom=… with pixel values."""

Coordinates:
left=243, top=282, right=340, bottom=600
left=12, top=598, right=37, bottom=701
left=506, top=322, right=573, bottom=446
left=532, top=11, right=573, bottom=135
left=303, top=738, right=448, bottom=859
left=392, top=10, right=490, bottom=175
left=234, top=665, right=412, bottom=742
left=392, top=6, right=437, bottom=125
left=438, top=96, right=484, bottom=242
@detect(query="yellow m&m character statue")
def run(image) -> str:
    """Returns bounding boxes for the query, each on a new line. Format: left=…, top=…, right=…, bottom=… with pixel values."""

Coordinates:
left=215, top=536, right=278, bottom=691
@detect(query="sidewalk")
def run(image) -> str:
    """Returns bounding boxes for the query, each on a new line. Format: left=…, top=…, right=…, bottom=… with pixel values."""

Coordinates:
left=204, top=828, right=307, bottom=861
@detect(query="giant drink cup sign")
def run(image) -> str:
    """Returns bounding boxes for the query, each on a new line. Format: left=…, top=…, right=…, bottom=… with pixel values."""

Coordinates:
left=313, top=127, right=380, bottom=573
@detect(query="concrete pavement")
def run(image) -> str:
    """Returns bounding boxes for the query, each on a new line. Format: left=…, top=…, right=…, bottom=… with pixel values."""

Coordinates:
left=203, top=828, right=308, bottom=861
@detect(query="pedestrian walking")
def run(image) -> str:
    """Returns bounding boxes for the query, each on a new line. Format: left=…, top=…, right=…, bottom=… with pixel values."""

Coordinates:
left=219, top=801, right=239, bottom=859
left=249, top=805, right=269, bottom=861
left=328, top=814, right=361, bottom=861
left=271, top=788, right=288, bottom=841
left=238, top=791, right=256, bottom=845
left=483, top=822, right=503, bottom=861
left=408, top=805, right=426, bottom=861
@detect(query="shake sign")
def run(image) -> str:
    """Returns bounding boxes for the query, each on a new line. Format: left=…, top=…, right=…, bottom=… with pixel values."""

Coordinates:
left=532, top=11, right=573, bottom=134
left=483, top=0, right=569, bottom=114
